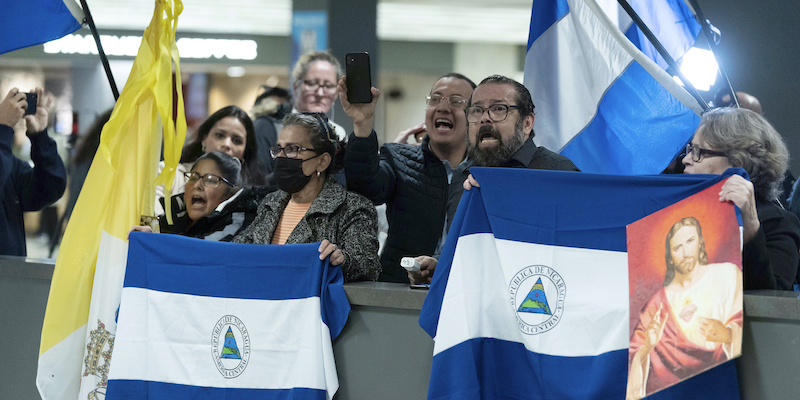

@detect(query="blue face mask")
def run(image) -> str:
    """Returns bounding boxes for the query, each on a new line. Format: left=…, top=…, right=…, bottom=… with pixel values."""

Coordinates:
left=274, top=154, right=320, bottom=193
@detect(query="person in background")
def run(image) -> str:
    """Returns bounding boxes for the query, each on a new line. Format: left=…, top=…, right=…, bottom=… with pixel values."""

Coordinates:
left=134, top=151, right=266, bottom=241
left=340, top=73, right=476, bottom=284
left=0, top=87, right=67, bottom=256
left=682, top=107, right=800, bottom=290
left=253, top=51, right=347, bottom=188
left=233, top=112, right=380, bottom=282
left=155, top=105, right=266, bottom=215
left=251, top=85, right=291, bottom=185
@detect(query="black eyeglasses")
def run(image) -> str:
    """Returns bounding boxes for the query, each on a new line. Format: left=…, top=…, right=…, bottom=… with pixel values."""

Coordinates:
left=686, top=143, right=726, bottom=162
left=270, top=144, right=315, bottom=159
left=465, top=104, right=521, bottom=123
left=301, top=80, right=337, bottom=93
left=184, top=172, right=234, bottom=188
left=425, top=95, right=468, bottom=110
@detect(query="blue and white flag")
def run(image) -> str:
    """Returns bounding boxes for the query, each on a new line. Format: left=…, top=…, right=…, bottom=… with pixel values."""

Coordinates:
left=107, top=233, right=350, bottom=400
left=524, top=0, right=702, bottom=175
left=419, top=167, right=743, bottom=399
left=620, top=0, right=701, bottom=70
left=0, top=0, right=84, bottom=55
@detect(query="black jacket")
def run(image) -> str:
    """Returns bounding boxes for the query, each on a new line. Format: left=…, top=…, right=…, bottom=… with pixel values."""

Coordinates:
left=744, top=196, right=800, bottom=290
left=0, top=125, right=66, bottom=256
left=159, top=186, right=272, bottom=242
left=345, top=131, right=471, bottom=282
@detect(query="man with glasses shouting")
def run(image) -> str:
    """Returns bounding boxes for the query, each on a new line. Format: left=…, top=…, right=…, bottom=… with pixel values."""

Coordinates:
left=463, top=75, right=579, bottom=191
left=340, top=73, right=476, bottom=284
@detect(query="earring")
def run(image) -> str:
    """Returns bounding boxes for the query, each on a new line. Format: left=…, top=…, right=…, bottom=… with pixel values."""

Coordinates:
left=317, top=171, right=321, bottom=177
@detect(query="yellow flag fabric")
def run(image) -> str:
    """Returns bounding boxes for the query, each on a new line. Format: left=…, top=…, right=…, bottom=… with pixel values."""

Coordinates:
left=36, top=1, right=185, bottom=398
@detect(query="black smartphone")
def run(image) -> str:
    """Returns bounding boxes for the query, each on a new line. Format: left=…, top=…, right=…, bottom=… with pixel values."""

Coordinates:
left=345, top=52, right=372, bottom=104
left=24, top=92, right=37, bottom=115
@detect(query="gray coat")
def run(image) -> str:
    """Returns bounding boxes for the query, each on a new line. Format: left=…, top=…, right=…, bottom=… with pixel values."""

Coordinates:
left=233, top=177, right=381, bottom=282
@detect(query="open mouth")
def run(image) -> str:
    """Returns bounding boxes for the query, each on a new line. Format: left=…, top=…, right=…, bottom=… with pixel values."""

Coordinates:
left=191, top=195, right=207, bottom=208
left=477, top=126, right=501, bottom=147
left=435, top=118, right=454, bottom=131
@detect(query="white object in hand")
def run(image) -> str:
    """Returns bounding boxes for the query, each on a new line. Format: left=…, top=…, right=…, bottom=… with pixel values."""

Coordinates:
left=401, top=257, right=421, bottom=272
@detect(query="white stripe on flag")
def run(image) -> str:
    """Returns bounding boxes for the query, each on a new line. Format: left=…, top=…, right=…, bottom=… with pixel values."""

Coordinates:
left=434, top=234, right=629, bottom=357
left=109, top=288, right=335, bottom=391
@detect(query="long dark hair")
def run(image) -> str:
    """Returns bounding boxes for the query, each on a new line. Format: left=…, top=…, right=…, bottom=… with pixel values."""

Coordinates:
left=73, top=109, right=113, bottom=165
left=181, top=106, right=265, bottom=187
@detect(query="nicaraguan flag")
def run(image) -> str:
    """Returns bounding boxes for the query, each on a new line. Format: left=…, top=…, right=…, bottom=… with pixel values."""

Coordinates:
left=620, top=0, right=701, bottom=70
left=0, top=0, right=84, bottom=55
left=419, top=167, right=743, bottom=399
left=524, top=0, right=702, bottom=175
left=107, top=233, right=350, bottom=400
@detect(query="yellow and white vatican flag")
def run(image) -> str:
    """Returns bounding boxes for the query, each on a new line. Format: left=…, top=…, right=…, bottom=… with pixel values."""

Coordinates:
left=35, top=1, right=186, bottom=399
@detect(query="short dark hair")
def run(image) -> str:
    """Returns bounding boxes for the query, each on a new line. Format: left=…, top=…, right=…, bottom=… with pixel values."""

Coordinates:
left=193, top=151, right=242, bottom=196
left=434, top=73, right=477, bottom=90
left=664, top=217, right=708, bottom=286
left=181, top=106, right=266, bottom=187
left=282, top=112, right=345, bottom=177
left=473, top=75, right=535, bottom=118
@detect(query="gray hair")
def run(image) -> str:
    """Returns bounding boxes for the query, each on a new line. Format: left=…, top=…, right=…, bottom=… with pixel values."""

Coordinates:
left=291, top=51, right=342, bottom=92
left=699, top=107, right=789, bottom=201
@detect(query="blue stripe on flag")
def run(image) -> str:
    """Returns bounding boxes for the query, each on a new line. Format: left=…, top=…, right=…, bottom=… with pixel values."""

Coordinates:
left=625, top=0, right=702, bottom=70
left=527, top=0, right=570, bottom=50
left=467, top=167, right=744, bottom=251
left=125, top=233, right=349, bottom=338
left=560, top=61, right=701, bottom=175
left=427, top=338, right=628, bottom=399
left=126, top=233, right=326, bottom=300
left=106, top=380, right=327, bottom=400
left=0, top=0, right=81, bottom=55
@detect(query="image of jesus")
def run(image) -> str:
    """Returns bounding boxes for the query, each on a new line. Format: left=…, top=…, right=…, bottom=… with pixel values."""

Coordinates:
left=626, top=217, right=743, bottom=400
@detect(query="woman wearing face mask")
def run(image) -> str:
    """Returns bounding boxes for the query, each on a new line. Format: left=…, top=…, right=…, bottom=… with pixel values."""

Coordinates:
left=155, top=106, right=267, bottom=215
left=135, top=151, right=267, bottom=241
left=682, top=107, right=800, bottom=290
left=233, top=113, right=380, bottom=282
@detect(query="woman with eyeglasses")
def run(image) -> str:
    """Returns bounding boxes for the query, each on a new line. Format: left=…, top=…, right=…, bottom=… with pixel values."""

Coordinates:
left=682, top=107, right=800, bottom=290
left=232, top=113, right=381, bottom=282
left=155, top=106, right=266, bottom=215
left=134, top=151, right=267, bottom=241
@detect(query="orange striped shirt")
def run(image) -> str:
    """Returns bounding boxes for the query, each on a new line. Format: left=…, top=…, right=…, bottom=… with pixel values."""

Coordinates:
left=271, top=200, right=313, bottom=245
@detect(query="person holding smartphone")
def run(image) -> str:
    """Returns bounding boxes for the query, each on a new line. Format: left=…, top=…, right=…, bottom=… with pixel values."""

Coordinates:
left=339, top=73, right=477, bottom=284
left=0, top=87, right=67, bottom=256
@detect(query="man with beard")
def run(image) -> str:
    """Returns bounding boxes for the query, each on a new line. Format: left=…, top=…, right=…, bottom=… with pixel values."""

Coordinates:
left=339, top=73, right=475, bottom=283
left=626, top=217, right=743, bottom=400
left=463, top=75, right=578, bottom=190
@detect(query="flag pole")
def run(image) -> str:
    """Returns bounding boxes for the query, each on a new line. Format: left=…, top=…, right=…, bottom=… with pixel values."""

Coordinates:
left=78, top=0, right=120, bottom=101
left=616, top=0, right=710, bottom=111
left=685, top=0, right=739, bottom=108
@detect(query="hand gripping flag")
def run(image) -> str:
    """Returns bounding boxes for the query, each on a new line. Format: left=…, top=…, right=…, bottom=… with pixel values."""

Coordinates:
left=36, top=1, right=186, bottom=399
left=419, top=167, right=744, bottom=400
left=524, top=0, right=703, bottom=175
left=106, top=233, right=350, bottom=400
left=0, top=0, right=84, bottom=55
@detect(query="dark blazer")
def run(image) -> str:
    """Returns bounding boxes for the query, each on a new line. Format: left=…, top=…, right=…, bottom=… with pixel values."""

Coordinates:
left=233, top=177, right=381, bottom=282
left=744, top=197, right=800, bottom=290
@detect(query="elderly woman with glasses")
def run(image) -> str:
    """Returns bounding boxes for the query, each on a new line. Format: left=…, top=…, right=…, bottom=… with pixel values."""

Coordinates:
left=232, top=113, right=381, bottom=282
left=134, top=151, right=268, bottom=241
left=682, top=107, right=800, bottom=290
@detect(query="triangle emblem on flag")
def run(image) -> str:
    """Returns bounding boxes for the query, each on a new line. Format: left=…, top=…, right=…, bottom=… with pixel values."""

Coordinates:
left=220, top=327, right=242, bottom=359
left=518, top=278, right=552, bottom=315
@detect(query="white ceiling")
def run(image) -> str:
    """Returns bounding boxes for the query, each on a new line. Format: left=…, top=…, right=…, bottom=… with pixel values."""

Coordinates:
left=83, top=0, right=533, bottom=44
